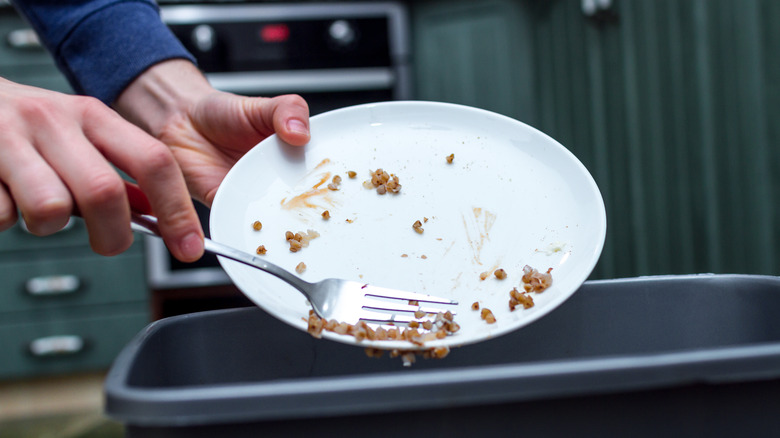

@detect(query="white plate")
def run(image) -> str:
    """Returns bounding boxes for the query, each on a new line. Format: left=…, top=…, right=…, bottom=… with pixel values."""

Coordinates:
left=211, top=101, right=606, bottom=351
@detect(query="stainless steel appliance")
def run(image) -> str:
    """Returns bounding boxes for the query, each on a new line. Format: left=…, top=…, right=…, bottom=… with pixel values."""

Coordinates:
left=145, top=2, right=411, bottom=295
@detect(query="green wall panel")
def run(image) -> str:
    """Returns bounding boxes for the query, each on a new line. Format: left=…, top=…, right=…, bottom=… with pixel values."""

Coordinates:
left=411, top=0, right=780, bottom=279
left=412, top=0, right=537, bottom=125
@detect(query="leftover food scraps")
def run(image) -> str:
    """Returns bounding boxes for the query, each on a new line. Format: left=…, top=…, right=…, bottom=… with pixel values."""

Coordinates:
left=364, top=168, right=401, bottom=194
left=480, top=308, right=496, bottom=324
left=522, top=265, right=553, bottom=293
left=327, top=175, right=342, bottom=191
left=285, top=229, right=320, bottom=252
left=509, top=288, right=534, bottom=311
left=305, top=309, right=460, bottom=349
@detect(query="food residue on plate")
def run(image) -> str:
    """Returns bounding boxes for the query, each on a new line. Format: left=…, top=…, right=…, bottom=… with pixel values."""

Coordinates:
left=364, top=168, right=401, bottom=195
left=280, top=159, right=339, bottom=211
left=539, top=241, right=567, bottom=255
left=480, top=308, right=496, bottom=324
left=327, top=175, right=342, bottom=191
left=463, top=207, right=497, bottom=265
left=521, top=265, right=553, bottom=293
left=285, top=229, right=319, bottom=252
left=509, top=265, right=553, bottom=311
left=252, top=156, right=559, bottom=366
left=509, top=288, right=534, bottom=311
left=280, top=181, right=331, bottom=210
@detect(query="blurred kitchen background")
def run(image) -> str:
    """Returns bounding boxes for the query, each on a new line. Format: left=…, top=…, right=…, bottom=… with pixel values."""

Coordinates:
left=0, top=0, right=778, bottom=436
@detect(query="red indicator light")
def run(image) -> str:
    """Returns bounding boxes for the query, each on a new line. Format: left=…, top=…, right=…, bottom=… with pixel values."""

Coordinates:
left=260, top=24, right=290, bottom=43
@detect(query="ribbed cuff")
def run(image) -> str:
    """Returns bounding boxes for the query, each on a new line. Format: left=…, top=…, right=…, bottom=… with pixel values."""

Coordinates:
left=57, top=2, right=195, bottom=105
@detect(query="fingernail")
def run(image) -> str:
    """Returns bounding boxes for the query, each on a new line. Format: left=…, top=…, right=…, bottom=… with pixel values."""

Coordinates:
left=179, top=232, right=204, bottom=261
left=287, top=119, right=309, bottom=135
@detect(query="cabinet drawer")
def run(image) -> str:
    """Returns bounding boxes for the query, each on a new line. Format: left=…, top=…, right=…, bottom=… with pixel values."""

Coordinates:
left=0, top=307, right=148, bottom=379
left=0, top=217, right=89, bottom=252
left=0, top=252, right=147, bottom=313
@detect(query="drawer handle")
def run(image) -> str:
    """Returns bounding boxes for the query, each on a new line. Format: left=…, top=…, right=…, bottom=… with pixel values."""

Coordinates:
left=6, top=28, right=42, bottom=50
left=25, top=275, right=81, bottom=296
left=28, top=335, right=85, bottom=357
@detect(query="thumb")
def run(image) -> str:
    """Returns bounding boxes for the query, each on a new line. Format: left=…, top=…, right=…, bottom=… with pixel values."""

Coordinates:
left=261, top=94, right=311, bottom=146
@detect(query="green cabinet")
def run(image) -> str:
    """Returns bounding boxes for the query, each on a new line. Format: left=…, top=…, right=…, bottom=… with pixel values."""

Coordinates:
left=0, top=304, right=148, bottom=379
left=410, top=0, right=780, bottom=279
left=0, top=219, right=149, bottom=379
left=0, top=248, right=146, bottom=314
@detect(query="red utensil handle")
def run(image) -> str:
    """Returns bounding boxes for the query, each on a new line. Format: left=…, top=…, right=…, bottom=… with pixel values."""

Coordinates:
left=70, top=181, right=153, bottom=217
left=124, top=181, right=153, bottom=215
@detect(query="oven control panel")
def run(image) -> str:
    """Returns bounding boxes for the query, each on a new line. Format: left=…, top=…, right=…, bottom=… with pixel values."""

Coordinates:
left=162, top=3, right=404, bottom=73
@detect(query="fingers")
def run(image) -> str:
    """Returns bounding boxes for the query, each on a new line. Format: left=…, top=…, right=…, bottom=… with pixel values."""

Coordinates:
left=26, top=101, right=133, bottom=255
left=72, top=169, right=133, bottom=256
left=81, top=103, right=204, bottom=262
left=126, top=141, right=205, bottom=262
left=0, top=134, right=73, bottom=236
left=0, top=80, right=203, bottom=262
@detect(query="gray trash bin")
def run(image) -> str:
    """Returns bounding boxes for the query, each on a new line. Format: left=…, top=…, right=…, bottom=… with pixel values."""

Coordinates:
left=105, top=274, right=780, bottom=437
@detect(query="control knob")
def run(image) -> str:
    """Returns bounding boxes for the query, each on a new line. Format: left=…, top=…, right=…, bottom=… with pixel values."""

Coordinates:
left=191, top=24, right=216, bottom=52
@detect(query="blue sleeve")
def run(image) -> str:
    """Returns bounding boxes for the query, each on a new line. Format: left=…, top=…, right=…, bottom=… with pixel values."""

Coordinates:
left=11, top=0, right=196, bottom=105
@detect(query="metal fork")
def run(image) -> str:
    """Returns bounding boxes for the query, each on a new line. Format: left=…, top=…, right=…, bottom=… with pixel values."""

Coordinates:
left=131, top=213, right=457, bottom=324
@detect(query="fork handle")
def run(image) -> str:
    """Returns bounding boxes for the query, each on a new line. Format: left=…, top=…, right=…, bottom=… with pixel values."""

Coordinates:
left=131, top=213, right=311, bottom=293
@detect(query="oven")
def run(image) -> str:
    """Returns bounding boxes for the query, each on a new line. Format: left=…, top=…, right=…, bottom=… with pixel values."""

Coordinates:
left=144, top=2, right=411, bottom=302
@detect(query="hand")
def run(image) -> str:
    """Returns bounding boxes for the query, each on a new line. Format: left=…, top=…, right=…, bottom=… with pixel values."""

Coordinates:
left=158, top=88, right=310, bottom=206
left=0, top=77, right=203, bottom=261
left=115, top=60, right=310, bottom=207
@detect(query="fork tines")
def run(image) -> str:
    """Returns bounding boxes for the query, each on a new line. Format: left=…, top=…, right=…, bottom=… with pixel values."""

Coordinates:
left=359, top=286, right=458, bottom=323
left=362, top=285, right=458, bottom=305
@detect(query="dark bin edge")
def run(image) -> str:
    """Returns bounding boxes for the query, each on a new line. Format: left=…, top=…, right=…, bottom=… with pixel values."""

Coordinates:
left=105, top=340, right=780, bottom=427
left=104, top=274, right=780, bottom=427
left=106, top=338, right=780, bottom=426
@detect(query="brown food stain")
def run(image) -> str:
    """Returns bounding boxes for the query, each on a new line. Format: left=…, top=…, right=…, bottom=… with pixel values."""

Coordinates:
left=463, top=207, right=497, bottom=265
left=280, top=159, right=338, bottom=211
left=314, top=158, right=331, bottom=170
left=311, top=172, right=331, bottom=189
left=441, top=240, right=456, bottom=258
left=280, top=184, right=331, bottom=210
left=450, top=271, right=463, bottom=292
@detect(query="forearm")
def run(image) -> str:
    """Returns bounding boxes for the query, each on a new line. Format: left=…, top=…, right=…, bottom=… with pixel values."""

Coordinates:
left=12, top=0, right=195, bottom=105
